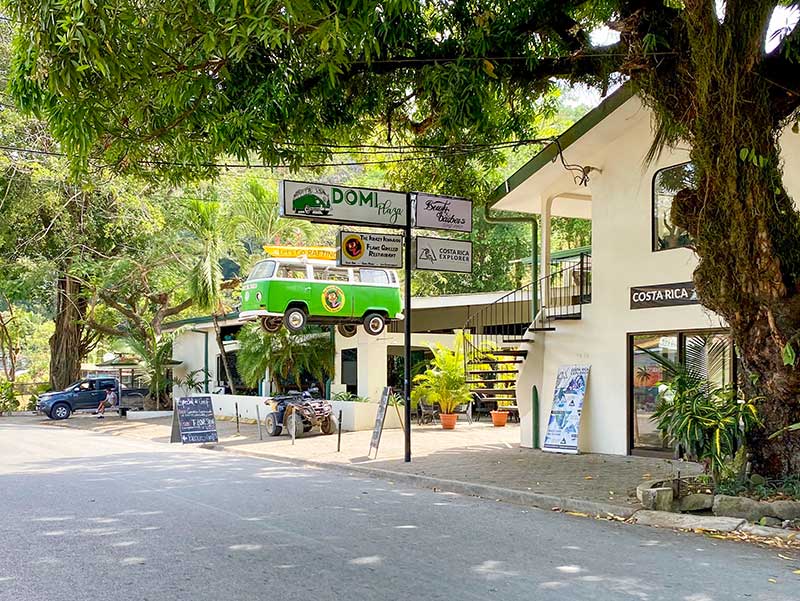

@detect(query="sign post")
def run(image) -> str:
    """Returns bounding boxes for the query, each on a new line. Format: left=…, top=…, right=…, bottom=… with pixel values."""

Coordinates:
left=278, top=182, right=474, bottom=464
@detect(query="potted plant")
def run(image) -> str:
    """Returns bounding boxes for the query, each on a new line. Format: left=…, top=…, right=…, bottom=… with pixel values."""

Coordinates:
left=490, top=408, right=508, bottom=427
left=413, top=335, right=472, bottom=430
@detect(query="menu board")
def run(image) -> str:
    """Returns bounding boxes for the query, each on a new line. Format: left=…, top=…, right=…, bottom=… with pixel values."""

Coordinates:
left=174, top=396, right=218, bottom=444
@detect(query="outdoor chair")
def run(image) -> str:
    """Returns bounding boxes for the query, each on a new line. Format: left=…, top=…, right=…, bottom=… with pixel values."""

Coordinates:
left=417, top=398, right=439, bottom=425
left=452, top=402, right=473, bottom=424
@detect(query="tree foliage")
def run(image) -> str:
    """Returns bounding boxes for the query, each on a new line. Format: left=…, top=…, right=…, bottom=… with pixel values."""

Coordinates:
left=7, top=1, right=800, bottom=475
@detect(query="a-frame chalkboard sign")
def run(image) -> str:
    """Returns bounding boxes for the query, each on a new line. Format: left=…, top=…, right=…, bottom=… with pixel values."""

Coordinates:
left=170, top=396, right=218, bottom=444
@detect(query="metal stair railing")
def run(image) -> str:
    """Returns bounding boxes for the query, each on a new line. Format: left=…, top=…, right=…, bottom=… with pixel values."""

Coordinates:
left=463, top=253, right=592, bottom=368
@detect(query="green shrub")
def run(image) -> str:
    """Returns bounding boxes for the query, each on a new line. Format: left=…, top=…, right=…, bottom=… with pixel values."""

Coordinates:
left=0, top=381, right=19, bottom=414
left=643, top=348, right=760, bottom=483
left=332, top=391, right=370, bottom=403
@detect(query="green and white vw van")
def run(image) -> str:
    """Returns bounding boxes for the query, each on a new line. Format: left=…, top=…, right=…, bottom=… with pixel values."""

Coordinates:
left=240, top=258, right=403, bottom=337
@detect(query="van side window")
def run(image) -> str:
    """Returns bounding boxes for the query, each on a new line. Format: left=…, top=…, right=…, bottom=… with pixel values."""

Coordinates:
left=360, top=269, right=389, bottom=285
left=314, top=267, right=349, bottom=282
left=276, top=265, right=308, bottom=279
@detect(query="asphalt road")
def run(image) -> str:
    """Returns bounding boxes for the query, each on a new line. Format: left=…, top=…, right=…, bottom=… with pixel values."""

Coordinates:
left=1, top=419, right=798, bottom=601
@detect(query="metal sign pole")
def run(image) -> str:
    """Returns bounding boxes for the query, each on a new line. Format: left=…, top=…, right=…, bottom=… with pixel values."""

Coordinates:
left=404, top=193, right=413, bottom=463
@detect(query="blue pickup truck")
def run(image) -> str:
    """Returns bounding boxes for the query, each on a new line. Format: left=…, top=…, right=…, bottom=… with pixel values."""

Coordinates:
left=37, top=376, right=147, bottom=420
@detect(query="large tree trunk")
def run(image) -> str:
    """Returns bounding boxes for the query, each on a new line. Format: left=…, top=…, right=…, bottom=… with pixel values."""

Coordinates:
left=664, top=60, right=800, bottom=476
left=49, top=275, right=86, bottom=390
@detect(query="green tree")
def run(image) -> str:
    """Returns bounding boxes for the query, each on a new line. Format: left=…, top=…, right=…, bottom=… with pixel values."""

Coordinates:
left=8, top=1, right=800, bottom=474
left=236, top=323, right=333, bottom=394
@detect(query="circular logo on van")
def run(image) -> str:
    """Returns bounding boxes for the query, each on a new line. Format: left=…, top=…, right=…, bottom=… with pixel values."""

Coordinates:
left=341, top=234, right=365, bottom=261
left=322, top=286, right=345, bottom=313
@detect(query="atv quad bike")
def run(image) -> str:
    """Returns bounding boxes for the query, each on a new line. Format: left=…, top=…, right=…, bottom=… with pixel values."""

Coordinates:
left=264, top=387, right=337, bottom=438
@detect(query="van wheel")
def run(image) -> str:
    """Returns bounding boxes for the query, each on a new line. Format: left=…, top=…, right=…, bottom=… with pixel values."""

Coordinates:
left=284, top=307, right=307, bottom=332
left=363, top=313, right=386, bottom=336
left=260, top=316, right=282, bottom=333
left=304, top=206, right=313, bottom=215
left=50, top=403, right=71, bottom=420
left=337, top=324, right=358, bottom=338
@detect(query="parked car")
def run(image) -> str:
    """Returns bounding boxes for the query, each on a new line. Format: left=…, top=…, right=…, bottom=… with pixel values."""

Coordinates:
left=36, top=377, right=147, bottom=420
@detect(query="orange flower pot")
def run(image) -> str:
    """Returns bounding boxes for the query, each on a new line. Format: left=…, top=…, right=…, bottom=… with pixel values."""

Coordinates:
left=439, top=413, right=458, bottom=429
left=490, top=410, right=509, bottom=427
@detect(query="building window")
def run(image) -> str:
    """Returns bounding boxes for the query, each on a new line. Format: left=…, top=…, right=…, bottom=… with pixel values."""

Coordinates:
left=629, top=329, right=734, bottom=454
left=653, top=162, right=695, bottom=251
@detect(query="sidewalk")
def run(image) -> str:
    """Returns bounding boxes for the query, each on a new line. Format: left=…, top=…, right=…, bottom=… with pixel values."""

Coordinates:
left=40, top=413, right=700, bottom=517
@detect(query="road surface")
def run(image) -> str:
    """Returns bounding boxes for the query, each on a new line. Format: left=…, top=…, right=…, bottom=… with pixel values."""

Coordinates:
left=0, top=419, right=797, bottom=601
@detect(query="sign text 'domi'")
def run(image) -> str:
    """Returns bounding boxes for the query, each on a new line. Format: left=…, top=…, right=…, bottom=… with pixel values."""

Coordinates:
left=280, top=180, right=407, bottom=228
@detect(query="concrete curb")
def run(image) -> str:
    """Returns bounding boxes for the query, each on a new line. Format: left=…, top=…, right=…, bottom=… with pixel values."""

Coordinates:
left=206, top=443, right=641, bottom=519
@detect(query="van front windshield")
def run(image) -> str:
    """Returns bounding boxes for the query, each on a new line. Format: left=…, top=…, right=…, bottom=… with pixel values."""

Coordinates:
left=247, top=260, right=276, bottom=281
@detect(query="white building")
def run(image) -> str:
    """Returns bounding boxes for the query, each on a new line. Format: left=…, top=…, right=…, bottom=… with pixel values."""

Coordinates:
left=489, top=85, right=800, bottom=456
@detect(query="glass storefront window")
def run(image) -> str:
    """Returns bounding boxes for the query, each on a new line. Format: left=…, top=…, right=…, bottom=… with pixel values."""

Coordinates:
left=631, top=334, right=678, bottom=451
left=629, top=330, right=734, bottom=453
left=653, top=162, right=695, bottom=251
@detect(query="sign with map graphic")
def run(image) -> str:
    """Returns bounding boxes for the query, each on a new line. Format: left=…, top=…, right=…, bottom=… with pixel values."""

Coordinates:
left=337, top=231, right=403, bottom=268
left=543, top=365, right=590, bottom=454
left=280, top=180, right=407, bottom=228
left=413, top=236, right=472, bottom=273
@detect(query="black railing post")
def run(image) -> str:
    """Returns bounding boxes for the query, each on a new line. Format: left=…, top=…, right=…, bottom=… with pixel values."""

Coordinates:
left=579, top=253, right=585, bottom=316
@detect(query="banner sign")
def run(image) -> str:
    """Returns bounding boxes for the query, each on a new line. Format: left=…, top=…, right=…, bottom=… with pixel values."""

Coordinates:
left=630, top=282, right=699, bottom=309
left=171, top=396, right=218, bottom=444
left=413, top=236, right=472, bottom=273
left=338, top=231, right=403, bottom=268
left=280, top=180, right=407, bottom=228
left=414, top=192, right=472, bottom=233
left=543, top=365, right=590, bottom=454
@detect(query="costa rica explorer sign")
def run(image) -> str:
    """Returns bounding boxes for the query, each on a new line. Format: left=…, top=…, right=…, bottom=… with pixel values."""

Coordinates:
left=280, top=180, right=407, bottom=227
left=630, top=282, right=699, bottom=309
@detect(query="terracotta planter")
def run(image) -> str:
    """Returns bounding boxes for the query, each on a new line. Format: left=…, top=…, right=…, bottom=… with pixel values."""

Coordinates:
left=439, top=413, right=457, bottom=429
left=491, top=410, right=509, bottom=427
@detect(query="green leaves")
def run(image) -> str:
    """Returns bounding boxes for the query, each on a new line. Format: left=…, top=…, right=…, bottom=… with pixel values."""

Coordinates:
left=782, top=342, right=797, bottom=367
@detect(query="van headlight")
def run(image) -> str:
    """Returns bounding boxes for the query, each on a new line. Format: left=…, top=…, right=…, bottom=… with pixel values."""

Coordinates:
left=256, top=292, right=262, bottom=301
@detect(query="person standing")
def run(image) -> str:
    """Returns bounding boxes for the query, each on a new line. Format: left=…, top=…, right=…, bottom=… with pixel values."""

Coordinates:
left=97, top=387, right=116, bottom=419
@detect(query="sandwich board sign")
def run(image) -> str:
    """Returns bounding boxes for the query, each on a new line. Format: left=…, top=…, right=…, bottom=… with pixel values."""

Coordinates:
left=542, top=365, right=590, bottom=454
left=413, top=236, right=473, bottom=273
left=414, top=192, right=472, bottom=233
left=170, top=396, right=218, bottom=444
left=280, top=180, right=407, bottom=228
left=368, top=387, right=393, bottom=458
left=338, top=231, right=403, bottom=268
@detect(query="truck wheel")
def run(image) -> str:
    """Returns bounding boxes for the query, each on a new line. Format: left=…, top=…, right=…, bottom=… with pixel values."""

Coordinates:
left=50, top=403, right=71, bottom=420
left=284, top=307, right=307, bottom=332
left=337, top=324, right=357, bottom=338
left=260, top=316, right=282, bottom=333
left=320, top=415, right=337, bottom=435
left=265, top=412, right=282, bottom=436
left=363, top=313, right=386, bottom=336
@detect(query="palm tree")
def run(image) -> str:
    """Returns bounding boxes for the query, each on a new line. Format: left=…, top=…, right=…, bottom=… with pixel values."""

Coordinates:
left=183, top=198, right=239, bottom=394
left=123, top=330, right=179, bottom=410
left=236, top=323, right=333, bottom=393
left=230, top=178, right=315, bottom=254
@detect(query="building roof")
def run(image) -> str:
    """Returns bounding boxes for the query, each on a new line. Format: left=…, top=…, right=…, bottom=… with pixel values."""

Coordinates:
left=489, top=85, right=643, bottom=217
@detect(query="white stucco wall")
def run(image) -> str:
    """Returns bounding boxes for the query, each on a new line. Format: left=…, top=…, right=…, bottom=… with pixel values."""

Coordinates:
left=517, top=101, right=800, bottom=455
left=172, top=330, right=214, bottom=398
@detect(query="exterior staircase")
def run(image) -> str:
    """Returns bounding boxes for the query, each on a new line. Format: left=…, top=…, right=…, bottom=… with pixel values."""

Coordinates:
left=463, top=254, right=591, bottom=418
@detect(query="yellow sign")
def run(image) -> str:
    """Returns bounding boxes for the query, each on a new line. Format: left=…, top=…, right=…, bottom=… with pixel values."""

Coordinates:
left=263, top=245, right=337, bottom=260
